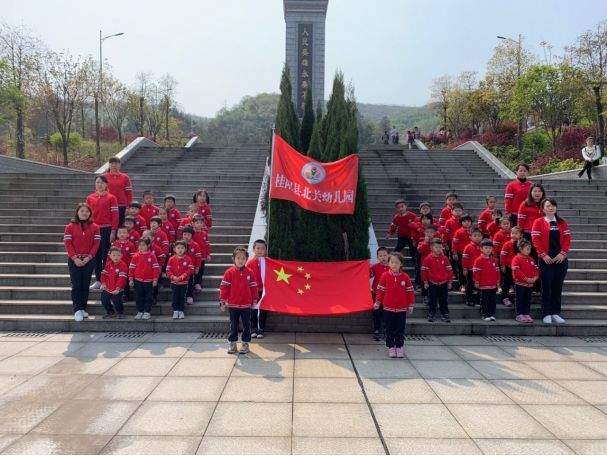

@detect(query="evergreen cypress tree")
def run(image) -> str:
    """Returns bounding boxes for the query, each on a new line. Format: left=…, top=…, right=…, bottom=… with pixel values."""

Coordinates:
left=267, top=65, right=300, bottom=259
left=300, top=87, right=315, bottom=154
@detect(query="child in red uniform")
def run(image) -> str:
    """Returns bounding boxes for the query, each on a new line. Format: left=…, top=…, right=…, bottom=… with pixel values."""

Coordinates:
left=478, top=196, right=497, bottom=237
left=149, top=217, right=170, bottom=261
left=164, top=195, right=182, bottom=232
left=417, top=225, right=437, bottom=304
left=473, top=239, right=501, bottom=321
left=462, top=228, right=483, bottom=307
left=127, top=202, right=146, bottom=234
left=388, top=199, right=417, bottom=265
left=129, top=238, right=160, bottom=320
left=123, top=216, right=141, bottom=244
left=486, top=209, right=502, bottom=238
left=246, top=239, right=268, bottom=338
left=177, top=204, right=197, bottom=239
left=219, top=247, right=258, bottom=354
left=104, top=157, right=133, bottom=227
left=504, top=163, right=533, bottom=226
left=422, top=239, right=453, bottom=322
left=370, top=246, right=390, bottom=341
left=499, top=226, right=522, bottom=308
left=112, top=227, right=136, bottom=264
left=166, top=240, right=195, bottom=320
left=181, top=226, right=202, bottom=305
left=64, top=203, right=100, bottom=322
left=140, top=191, right=160, bottom=228
left=158, top=208, right=176, bottom=245
left=192, top=215, right=212, bottom=293
left=374, top=252, right=415, bottom=358
left=100, top=247, right=128, bottom=319
left=492, top=217, right=512, bottom=256
left=451, top=213, right=473, bottom=290
left=512, top=239, right=539, bottom=323
left=193, top=189, right=213, bottom=229
left=439, top=192, right=458, bottom=227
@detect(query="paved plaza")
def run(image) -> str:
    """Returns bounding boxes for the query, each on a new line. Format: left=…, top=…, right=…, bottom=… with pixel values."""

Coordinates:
left=0, top=332, right=605, bottom=454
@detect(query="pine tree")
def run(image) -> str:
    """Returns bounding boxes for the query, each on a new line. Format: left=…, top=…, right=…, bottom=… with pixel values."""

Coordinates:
left=300, top=87, right=315, bottom=154
left=267, top=64, right=300, bottom=259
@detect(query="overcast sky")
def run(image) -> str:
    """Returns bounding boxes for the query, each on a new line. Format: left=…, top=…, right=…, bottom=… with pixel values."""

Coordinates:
left=5, top=0, right=607, bottom=117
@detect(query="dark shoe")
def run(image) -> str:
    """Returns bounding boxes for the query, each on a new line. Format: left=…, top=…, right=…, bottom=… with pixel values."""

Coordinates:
left=372, top=330, right=381, bottom=341
left=466, top=300, right=475, bottom=307
left=427, top=314, right=435, bottom=322
left=441, top=314, right=451, bottom=323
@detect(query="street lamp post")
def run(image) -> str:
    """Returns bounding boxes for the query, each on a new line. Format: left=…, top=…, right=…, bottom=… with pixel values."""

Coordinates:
left=95, top=30, right=124, bottom=163
left=498, top=34, right=523, bottom=152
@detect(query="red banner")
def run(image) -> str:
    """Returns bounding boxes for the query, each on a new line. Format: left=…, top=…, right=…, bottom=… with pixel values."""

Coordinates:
left=259, top=257, right=373, bottom=316
left=270, top=134, right=359, bottom=215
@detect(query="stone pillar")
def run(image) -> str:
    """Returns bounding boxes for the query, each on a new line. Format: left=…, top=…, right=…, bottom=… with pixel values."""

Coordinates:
left=283, top=0, right=328, bottom=117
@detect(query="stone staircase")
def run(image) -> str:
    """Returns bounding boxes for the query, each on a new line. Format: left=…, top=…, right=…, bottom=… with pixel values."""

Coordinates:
left=0, top=144, right=268, bottom=332
left=360, top=145, right=607, bottom=335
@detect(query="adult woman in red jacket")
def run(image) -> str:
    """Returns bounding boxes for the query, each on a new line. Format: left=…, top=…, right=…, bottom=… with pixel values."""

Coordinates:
left=63, top=203, right=100, bottom=321
left=531, top=198, right=572, bottom=325
left=87, top=175, right=119, bottom=290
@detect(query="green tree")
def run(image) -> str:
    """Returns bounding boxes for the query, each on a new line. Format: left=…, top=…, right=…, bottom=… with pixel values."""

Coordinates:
left=267, top=64, right=300, bottom=260
left=300, top=86, right=314, bottom=153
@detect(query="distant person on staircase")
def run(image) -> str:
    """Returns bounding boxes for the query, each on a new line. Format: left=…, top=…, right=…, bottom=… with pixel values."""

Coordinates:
left=407, top=131, right=414, bottom=149
left=414, top=126, right=420, bottom=140
left=63, top=203, right=100, bottom=322
left=104, top=157, right=133, bottom=227
left=578, top=136, right=601, bottom=181
left=381, top=130, right=390, bottom=145
left=504, top=163, right=533, bottom=227
left=193, top=189, right=213, bottom=229
left=531, top=198, right=572, bottom=325
left=87, top=175, right=119, bottom=290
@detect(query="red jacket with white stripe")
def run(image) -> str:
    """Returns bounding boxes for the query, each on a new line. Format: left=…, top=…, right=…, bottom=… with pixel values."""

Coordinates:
left=101, top=260, right=128, bottom=292
left=150, top=228, right=170, bottom=257
left=128, top=251, right=161, bottom=282
left=370, top=262, right=390, bottom=294
left=219, top=266, right=258, bottom=308
left=421, top=254, right=454, bottom=285
left=86, top=192, right=119, bottom=230
left=166, top=207, right=182, bottom=231
left=140, top=204, right=160, bottom=228
left=462, top=242, right=482, bottom=270
left=128, top=228, right=141, bottom=244
left=132, top=214, right=146, bottom=234
left=111, top=239, right=136, bottom=264
left=166, top=254, right=195, bottom=285
left=486, top=221, right=499, bottom=237
left=193, top=229, right=212, bottom=260
left=416, top=241, right=432, bottom=263
left=492, top=229, right=511, bottom=256
left=511, top=253, right=539, bottom=287
left=478, top=208, right=493, bottom=235
left=375, top=271, right=415, bottom=312
left=517, top=201, right=543, bottom=233
left=195, top=202, right=213, bottom=228
left=184, top=240, right=203, bottom=270
left=103, top=171, right=133, bottom=206
left=500, top=239, right=517, bottom=268
left=63, top=222, right=100, bottom=260
left=442, top=216, right=461, bottom=244
left=246, top=256, right=265, bottom=292
left=388, top=211, right=417, bottom=238
left=452, top=226, right=471, bottom=254
left=531, top=217, right=572, bottom=259
left=472, top=255, right=500, bottom=290
left=439, top=206, right=452, bottom=226
left=161, top=221, right=176, bottom=244
left=504, top=179, right=533, bottom=215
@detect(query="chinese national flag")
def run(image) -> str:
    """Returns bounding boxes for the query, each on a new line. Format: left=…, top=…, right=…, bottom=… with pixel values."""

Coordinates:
left=259, top=257, right=373, bottom=316
left=270, top=133, right=359, bottom=215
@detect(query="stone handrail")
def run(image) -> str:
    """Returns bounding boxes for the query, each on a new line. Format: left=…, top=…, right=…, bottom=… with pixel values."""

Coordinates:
left=0, top=154, right=90, bottom=174
left=94, top=137, right=160, bottom=174
left=414, top=138, right=428, bottom=150
left=184, top=136, right=200, bottom=148
left=534, top=163, right=607, bottom=180
left=454, top=140, right=515, bottom=179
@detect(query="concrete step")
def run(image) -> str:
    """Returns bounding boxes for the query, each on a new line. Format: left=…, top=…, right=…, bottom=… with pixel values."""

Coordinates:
left=0, top=274, right=225, bottom=288
left=0, top=251, right=235, bottom=263
left=0, top=224, right=252, bottom=235
left=0, top=262, right=233, bottom=275
left=0, top=216, right=252, bottom=227
left=0, top=286, right=221, bottom=301
left=0, top=232, right=250, bottom=244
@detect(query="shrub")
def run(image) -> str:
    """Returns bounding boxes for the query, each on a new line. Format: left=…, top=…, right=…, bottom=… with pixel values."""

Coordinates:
left=523, top=129, right=551, bottom=155
left=49, top=131, right=82, bottom=151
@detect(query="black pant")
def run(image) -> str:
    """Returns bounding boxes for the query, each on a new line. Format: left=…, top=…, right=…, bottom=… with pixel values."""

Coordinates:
left=454, top=256, right=465, bottom=286
left=515, top=285, right=532, bottom=315
left=539, top=259, right=568, bottom=317
left=134, top=280, right=153, bottom=313
left=395, top=236, right=417, bottom=265
left=250, top=308, right=268, bottom=333
left=229, top=308, right=251, bottom=343
left=101, top=290, right=124, bottom=314
left=171, top=284, right=188, bottom=311
left=428, top=282, right=449, bottom=315
left=384, top=310, right=406, bottom=348
left=118, top=206, right=126, bottom=227
left=193, top=261, right=205, bottom=287
left=501, top=267, right=513, bottom=301
left=578, top=161, right=593, bottom=180
left=523, top=233, right=542, bottom=293
left=68, top=259, right=95, bottom=312
left=94, top=226, right=112, bottom=282
left=480, top=288, right=497, bottom=318
left=465, top=270, right=478, bottom=305
left=509, top=213, right=518, bottom=227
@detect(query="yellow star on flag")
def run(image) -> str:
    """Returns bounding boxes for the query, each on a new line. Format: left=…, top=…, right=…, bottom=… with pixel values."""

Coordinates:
left=274, top=267, right=292, bottom=284
left=305, top=283, right=311, bottom=290
left=305, top=273, right=312, bottom=279
left=297, top=289, right=304, bottom=295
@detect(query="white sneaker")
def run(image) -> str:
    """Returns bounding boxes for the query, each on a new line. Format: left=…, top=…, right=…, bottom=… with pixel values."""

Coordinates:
left=552, top=314, right=566, bottom=324
left=178, top=311, right=185, bottom=319
left=483, top=316, right=492, bottom=322
left=489, top=316, right=496, bottom=321
left=74, top=310, right=83, bottom=322
left=172, top=311, right=179, bottom=319
left=142, top=312, right=151, bottom=320
left=134, top=312, right=143, bottom=320
left=543, top=315, right=553, bottom=324
left=81, top=310, right=89, bottom=318
left=89, top=281, right=102, bottom=290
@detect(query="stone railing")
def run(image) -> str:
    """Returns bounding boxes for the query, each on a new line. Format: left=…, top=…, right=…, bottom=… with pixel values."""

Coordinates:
left=454, top=140, right=515, bottom=179
left=94, top=137, right=160, bottom=174
left=534, top=163, right=607, bottom=180
left=0, top=154, right=90, bottom=174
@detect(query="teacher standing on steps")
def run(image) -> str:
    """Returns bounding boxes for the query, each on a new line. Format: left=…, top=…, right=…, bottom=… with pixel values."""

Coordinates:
left=578, top=136, right=601, bottom=181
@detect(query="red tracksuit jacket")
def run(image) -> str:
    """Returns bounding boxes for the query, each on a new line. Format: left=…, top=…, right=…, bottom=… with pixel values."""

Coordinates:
left=500, top=240, right=517, bottom=269
left=478, top=208, right=493, bottom=235
left=151, top=228, right=170, bottom=257
left=370, top=262, right=390, bottom=294
left=166, top=207, right=182, bottom=231
left=486, top=221, right=499, bottom=237
left=103, top=171, right=133, bottom=207
left=132, top=214, right=147, bottom=234
left=140, top=204, right=160, bottom=228
left=511, top=254, right=539, bottom=287
left=421, top=254, right=454, bottom=285
left=63, top=222, right=101, bottom=260
left=388, top=211, right=417, bottom=238
left=492, top=229, right=511, bottom=256
left=375, top=271, right=415, bottom=312
left=504, top=179, right=533, bottom=215
left=531, top=217, right=572, bottom=259
left=517, top=202, right=543, bottom=233
left=128, top=228, right=141, bottom=244
left=166, top=255, right=195, bottom=285
left=101, top=260, right=128, bottom=292
left=184, top=240, right=202, bottom=270
left=219, top=266, right=258, bottom=308
left=177, top=216, right=193, bottom=239
left=193, top=229, right=212, bottom=259
left=86, top=192, right=119, bottom=230
left=439, top=206, right=452, bottom=226
left=452, top=226, right=471, bottom=254
left=129, top=251, right=161, bottom=282
left=472, top=255, right=500, bottom=290
left=246, top=256, right=265, bottom=293
left=161, top=221, right=176, bottom=244
left=462, top=242, right=482, bottom=270
left=417, top=241, right=432, bottom=262
left=443, top=216, right=461, bottom=244
left=195, top=202, right=213, bottom=228
left=111, top=239, right=136, bottom=264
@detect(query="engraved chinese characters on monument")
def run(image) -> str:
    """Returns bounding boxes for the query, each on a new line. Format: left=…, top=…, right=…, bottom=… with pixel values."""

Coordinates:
left=297, top=23, right=313, bottom=117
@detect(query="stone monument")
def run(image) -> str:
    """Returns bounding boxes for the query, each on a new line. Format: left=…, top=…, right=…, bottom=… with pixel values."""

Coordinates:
left=283, top=0, right=328, bottom=117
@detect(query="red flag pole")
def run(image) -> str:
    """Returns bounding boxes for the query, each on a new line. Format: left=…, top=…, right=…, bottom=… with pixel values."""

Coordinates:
left=267, top=127, right=276, bottom=247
